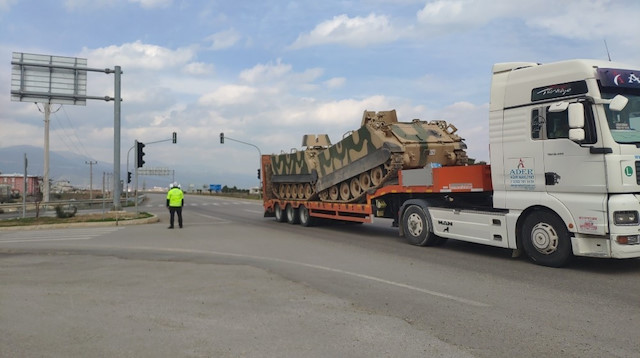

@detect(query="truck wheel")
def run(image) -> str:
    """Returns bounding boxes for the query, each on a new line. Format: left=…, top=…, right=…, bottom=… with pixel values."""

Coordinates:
left=286, top=204, right=299, bottom=224
left=521, top=211, right=572, bottom=267
left=299, top=205, right=315, bottom=227
left=401, top=205, right=441, bottom=246
left=274, top=204, right=286, bottom=223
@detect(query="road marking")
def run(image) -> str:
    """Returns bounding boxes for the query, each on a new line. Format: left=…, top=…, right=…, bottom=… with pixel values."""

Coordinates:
left=192, top=212, right=231, bottom=223
left=126, top=246, right=490, bottom=308
left=244, top=209, right=263, bottom=214
left=0, top=227, right=124, bottom=244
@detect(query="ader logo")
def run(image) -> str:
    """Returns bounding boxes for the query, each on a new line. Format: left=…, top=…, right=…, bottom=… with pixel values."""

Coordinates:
left=510, top=158, right=534, bottom=176
left=509, top=157, right=536, bottom=190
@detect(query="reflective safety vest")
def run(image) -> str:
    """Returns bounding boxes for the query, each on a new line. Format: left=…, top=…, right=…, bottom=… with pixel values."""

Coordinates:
left=167, top=187, right=184, bottom=207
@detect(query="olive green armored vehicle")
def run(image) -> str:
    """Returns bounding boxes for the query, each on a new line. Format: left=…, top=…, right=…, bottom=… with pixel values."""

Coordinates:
left=267, top=110, right=468, bottom=203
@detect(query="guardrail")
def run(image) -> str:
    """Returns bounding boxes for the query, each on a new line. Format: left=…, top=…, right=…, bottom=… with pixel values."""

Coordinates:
left=0, top=196, right=145, bottom=214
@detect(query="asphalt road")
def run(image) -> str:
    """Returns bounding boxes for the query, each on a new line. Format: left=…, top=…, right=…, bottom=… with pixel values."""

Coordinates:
left=1, top=193, right=639, bottom=357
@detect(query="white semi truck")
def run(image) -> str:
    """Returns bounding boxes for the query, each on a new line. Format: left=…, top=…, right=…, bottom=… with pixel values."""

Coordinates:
left=264, top=59, right=640, bottom=267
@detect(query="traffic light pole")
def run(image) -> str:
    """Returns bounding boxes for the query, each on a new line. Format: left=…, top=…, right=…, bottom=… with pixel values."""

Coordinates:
left=219, top=133, right=263, bottom=191
left=133, top=140, right=146, bottom=213
left=131, top=132, right=175, bottom=213
left=125, top=144, right=135, bottom=203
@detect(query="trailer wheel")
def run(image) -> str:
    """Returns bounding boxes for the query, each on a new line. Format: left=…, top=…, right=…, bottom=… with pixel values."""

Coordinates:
left=401, top=205, right=441, bottom=246
left=299, top=205, right=315, bottom=227
left=521, top=211, right=572, bottom=267
left=286, top=204, right=299, bottom=225
left=274, top=204, right=286, bottom=222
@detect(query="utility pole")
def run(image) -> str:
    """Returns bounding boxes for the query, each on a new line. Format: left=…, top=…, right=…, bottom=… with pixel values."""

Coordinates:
left=22, top=153, right=27, bottom=218
left=37, top=102, right=61, bottom=203
left=85, top=160, right=97, bottom=199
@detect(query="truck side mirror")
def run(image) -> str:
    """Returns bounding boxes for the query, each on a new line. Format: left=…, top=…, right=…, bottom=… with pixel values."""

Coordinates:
left=569, top=128, right=585, bottom=141
left=549, top=101, right=569, bottom=112
left=568, top=103, right=585, bottom=142
left=568, top=103, right=585, bottom=128
left=609, top=95, right=629, bottom=112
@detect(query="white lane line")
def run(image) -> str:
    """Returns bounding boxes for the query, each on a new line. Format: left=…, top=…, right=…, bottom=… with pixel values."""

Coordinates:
left=244, top=209, right=263, bottom=214
left=0, top=237, right=96, bottom=243
left=126, top=246, right=490, bottom=308
left=192, top=212, right=231, bottom=223
left=0, top=227, right=123, bottom=244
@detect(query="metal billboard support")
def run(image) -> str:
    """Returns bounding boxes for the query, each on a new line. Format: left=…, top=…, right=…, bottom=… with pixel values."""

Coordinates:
left=10, top=52, right=123, bottom=210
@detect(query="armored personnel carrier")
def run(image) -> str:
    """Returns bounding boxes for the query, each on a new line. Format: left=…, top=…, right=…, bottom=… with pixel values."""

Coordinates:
left=267, top=110, right=468, bottom=203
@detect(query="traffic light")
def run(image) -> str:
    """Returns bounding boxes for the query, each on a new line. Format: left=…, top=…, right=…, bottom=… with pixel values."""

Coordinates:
left=127, top=171, right=132, bottom=183
left=257, top=168, right=261, bottom=179
left=172, top=132, right=177, bottom=144
left=136, top=141, right=146, bottom=168
left=220, top=132, right=224, bottom=144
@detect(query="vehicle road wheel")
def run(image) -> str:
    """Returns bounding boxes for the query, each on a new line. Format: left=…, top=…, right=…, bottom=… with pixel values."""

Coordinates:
left=371, top=166, right=384, bottom=187
left=350, top=178, right=362, bottom=197
left=339, top=182, right=351, bottom=201
left=401, top=204, right=442, bottom=246
left=359, top=172, right=371, bottom=189
left=286, top=204, right=299, bottom=224
left=521, top=211, right=572, bottom=267
left=299, top=205, right=315, bottom=227
left=274, top=204, right=286, bottom=223
left=329, top=185, right=339, bottom=201
left=303, top=183, right=313, bottom=199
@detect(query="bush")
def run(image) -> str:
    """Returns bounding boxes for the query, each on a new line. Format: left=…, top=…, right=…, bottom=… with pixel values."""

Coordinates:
left=54, top=204, right=77, bottom=218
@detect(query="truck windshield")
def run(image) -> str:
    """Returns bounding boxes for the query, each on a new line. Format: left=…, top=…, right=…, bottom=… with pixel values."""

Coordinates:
left=603, top=92, right=640, bottom=144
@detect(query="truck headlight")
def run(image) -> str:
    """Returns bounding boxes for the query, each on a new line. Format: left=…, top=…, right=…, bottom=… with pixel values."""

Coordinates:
left=614, top=211, right=639, bottom=225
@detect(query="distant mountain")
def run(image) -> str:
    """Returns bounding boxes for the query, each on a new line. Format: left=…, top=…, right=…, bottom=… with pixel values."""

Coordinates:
left=0, top=145, right=258, bottom=190
left=0, top=145, right=110, bottom=188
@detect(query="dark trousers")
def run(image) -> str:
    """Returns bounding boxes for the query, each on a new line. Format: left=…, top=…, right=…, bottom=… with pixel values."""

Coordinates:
left=169, top=206, right=183, bottom=228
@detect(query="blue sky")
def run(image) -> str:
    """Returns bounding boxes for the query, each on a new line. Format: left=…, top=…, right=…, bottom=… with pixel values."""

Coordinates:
left=2, top=0, right=640, bottom=189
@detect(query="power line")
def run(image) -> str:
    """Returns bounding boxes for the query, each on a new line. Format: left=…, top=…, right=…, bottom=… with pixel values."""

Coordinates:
left=50, top=105, right=95, bottom=161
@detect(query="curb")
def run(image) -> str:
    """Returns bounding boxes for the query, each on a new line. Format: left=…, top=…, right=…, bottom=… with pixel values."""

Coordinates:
left=0, top=214, right=159, bottom=232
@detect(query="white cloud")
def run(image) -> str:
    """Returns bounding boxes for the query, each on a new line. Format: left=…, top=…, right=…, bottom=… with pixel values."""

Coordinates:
left=129, top=0, right=172, bottom=9
left=182, top=62, right=214, bottom=76
left=205, top=28, right=242, bottom=50
left=239, top=59, right=292, bottom=83
left=324, top=77, right=346, bottom=89
left=433, top=101, right=490, bottom=162
left=80, top=41, right=196, bottom=70
left=415, top=0, right=640, bottom=44
left=198, top=85, right=258, bottom=106
left=527, top=1, right=640, bottom=41
left=290, top=13, right=400, bottom=49
left=417, top=0, right=465, bottom=24
left=312, top=95, right=390, bottom=125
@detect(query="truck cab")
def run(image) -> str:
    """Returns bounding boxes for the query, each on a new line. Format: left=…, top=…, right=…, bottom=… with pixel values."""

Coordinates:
left=490, top=60, right=640, bottom=262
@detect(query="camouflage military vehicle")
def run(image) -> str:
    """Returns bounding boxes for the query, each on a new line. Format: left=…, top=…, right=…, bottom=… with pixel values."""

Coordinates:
left=267, top=110, right=468, bottom=203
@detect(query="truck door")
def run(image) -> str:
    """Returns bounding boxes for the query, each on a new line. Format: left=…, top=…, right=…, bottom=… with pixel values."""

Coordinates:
left=541, top=102, right=608, bottom=235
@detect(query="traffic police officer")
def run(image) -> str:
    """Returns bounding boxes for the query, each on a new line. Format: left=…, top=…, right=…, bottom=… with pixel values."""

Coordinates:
left=166, top=182, right=184, bottom=229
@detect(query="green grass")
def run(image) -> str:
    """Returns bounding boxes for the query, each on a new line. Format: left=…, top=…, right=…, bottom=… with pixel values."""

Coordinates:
left=0, top=212, right=153, bottom=227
